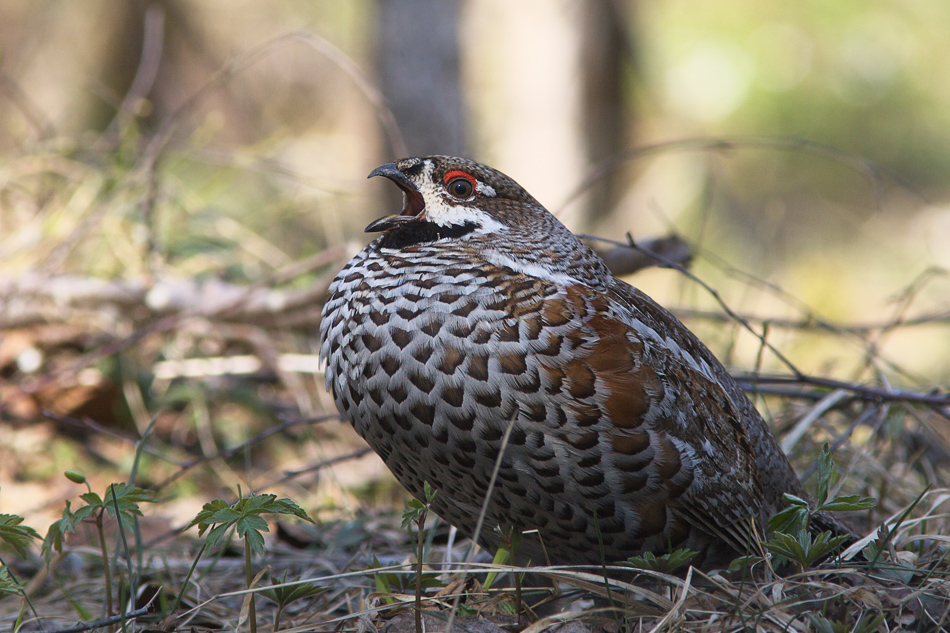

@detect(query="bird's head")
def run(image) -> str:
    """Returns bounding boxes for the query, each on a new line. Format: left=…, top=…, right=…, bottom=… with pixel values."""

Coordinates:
left=365, top=156, right=544, bottom=239
left=365, top=155, right=610, bottom=288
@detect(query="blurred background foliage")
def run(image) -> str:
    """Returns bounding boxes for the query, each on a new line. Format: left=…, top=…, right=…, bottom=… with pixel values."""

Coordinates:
left=1, top=0, right=949, bottom=530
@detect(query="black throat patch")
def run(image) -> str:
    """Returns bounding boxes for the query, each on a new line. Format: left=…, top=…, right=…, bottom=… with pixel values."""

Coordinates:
left=379, top=221, right=478, bottom=248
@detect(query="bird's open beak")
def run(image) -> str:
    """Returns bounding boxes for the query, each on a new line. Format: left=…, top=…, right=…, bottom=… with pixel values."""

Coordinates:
left=365, top=163, right=427, bottom=232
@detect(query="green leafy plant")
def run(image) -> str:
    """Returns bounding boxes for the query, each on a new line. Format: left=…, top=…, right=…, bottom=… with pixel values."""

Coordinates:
left=626, top=548, right=698, bottom=574
left=766, top=445, right=876, bottom=570
left=809, top=611, right=885, bottom=633
left=0, top=510, right=42, bottom=627
left=259, top=573, right=325, bottom=631
left=483, top=527, right=521, bottom=592
left=41, top=471, right=154, bottom=630
left=727, top=553, right=764, bottom=574
left=0, top=513, right=41, bottom=558
left=765, top=530, right=851, bottom=571
left=485, top=527, right=525, bottom=619
left=401, top=482, right=438, bottom=633
left=371, top=554, right=398, bottom=602
left=190, top=492, right=313, bottom=633
left=0, top=566, right=21, bottom=599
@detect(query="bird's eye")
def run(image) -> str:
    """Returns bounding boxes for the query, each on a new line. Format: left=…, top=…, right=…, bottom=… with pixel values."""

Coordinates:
left=446, top=177, right=474, bottom=199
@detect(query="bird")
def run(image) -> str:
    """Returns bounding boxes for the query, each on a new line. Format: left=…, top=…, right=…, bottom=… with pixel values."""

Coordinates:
left=319, top=155, right=847, bottom=570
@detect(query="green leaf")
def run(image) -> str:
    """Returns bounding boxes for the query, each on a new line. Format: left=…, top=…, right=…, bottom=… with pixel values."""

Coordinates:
left=42, top=500, right=89, bottom=564
left=243, top=525, right=266, bottom=556
left=422, top=481, right=437, bottom=504
left=401, top=498, right=427, bottom=528
left=484, top=545, right=511, bottom=591
left=243, top=494, right=272, bottom=513
left=808, top=614, right=839, bottom=633
left=767, top=504, right=809, bottom=535
left=188, top=493, right=312, bottom=557
left=204, top=523, right=233, bottom=551
left=79, top=492, right=104, bottom=508
left=402, top=483, right=437, bottom=529
left=259, top=574, right=325, bottom=606
left=816, top=444, right=834, bottom=507
left=237, top=514, right=270, bottom=538
left=767, top=530, right=848, bottom=568
left=0, top=514, right=41, bottom=557
left=765, top=531, right=806, bottom=562
left=374, top=571, right=393, bottom=595
left=781, top=493, right=810, bottom=508
left=626, top=548, right=697, bottom=573
left=371, top=555, right=397, bottom=603
left=209, top=507, right=241, bottom=526
left=267, top=497, right=313, bottom=522
left=492, top=547, right=511, bottom=567
left=41, top=523, right=65, bottom=564
left=727, top=554, right=763, bottom=573
left=497, top=601, right=518, bottom=615
left=71, top=505, right=97, bottom=524
left=190, top=499, right=231, bottom=532
left=236, top=494, right=313, bottom=522
left=0, top=566, right=23, bottom=598
left=104, top=483, right=155, bottom=509
left=817, top=495, right=877, bottom=513
left=802, top=531, right=849, bottom=567
left=767, top=448, right=876, bottom=570
left=100, top=483, right=155, bottom=531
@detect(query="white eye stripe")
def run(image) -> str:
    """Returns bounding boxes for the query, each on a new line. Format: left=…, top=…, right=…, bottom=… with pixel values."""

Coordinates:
left=475, top=181, right=496, bottom=197
left=429, top=204, right=507, bottom=234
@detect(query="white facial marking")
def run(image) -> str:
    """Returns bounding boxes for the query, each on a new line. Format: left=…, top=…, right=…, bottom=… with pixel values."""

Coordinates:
left=475, top=181, right=496, bottom=197
left=410, top=161, right=506, bottom=235
left=431, top=205, right=507, bottom=233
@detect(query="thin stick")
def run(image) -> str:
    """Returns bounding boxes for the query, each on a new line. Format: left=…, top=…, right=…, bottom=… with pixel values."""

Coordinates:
left=44, top=601, right=153, bottom=633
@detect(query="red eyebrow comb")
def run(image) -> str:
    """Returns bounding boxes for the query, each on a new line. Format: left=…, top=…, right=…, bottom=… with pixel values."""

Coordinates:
left=443, top=170, right=476, bottom=185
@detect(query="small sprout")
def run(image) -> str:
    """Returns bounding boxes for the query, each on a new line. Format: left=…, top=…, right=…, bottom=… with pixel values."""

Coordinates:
left=370, top=555, right=398, bottom=603
left=40, top=482, right=155, bottom=628
left=398, top=482, right=440, bottom=633
left=260, top=573, right=325, bottom=632
left=484, top=535, right=512, bottom=591
left=401, top=482, right=438, bottom=529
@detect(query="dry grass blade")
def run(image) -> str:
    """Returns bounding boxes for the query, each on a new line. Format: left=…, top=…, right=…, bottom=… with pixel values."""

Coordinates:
left=643, top=565, right=693, bottom=633
left=781, top=389, right=850, bottom=454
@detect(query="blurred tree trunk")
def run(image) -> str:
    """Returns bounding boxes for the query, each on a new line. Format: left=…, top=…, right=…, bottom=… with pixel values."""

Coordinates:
left=375, top=0, right=467, bottom=157
left=581, top=0, right=638, bottom=223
